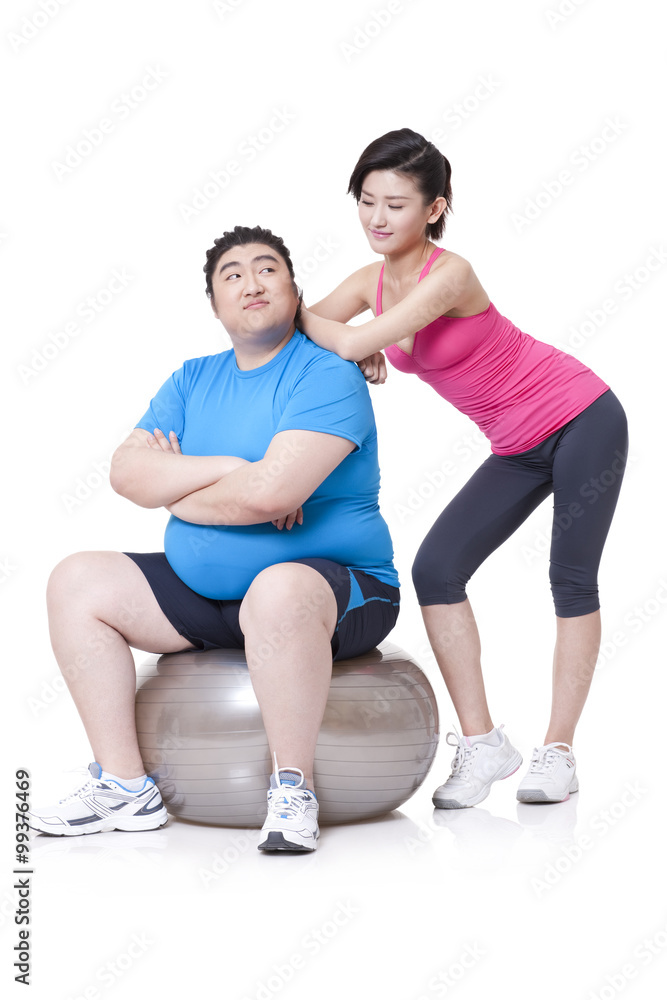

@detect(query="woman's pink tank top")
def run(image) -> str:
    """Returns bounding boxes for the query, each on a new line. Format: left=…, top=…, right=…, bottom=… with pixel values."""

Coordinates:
left=380, top=248, right=609, bottom=455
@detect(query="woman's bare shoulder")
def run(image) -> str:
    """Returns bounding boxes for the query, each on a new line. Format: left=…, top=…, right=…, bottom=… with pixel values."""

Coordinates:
left=430, top=247, right=473, bottom=272
left=428, top=248, right=488, bottom=313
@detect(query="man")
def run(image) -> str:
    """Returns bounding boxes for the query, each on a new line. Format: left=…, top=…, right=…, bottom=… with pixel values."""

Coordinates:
left=29, top=225, right=399, bottom=852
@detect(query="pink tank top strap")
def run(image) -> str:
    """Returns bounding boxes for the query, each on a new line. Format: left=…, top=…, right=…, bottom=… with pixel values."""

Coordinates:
left=376, top=264, right=385, bottom=316
left=419, top=246, right=446, bottom=279
left=375, top=247, right=445, bottom=317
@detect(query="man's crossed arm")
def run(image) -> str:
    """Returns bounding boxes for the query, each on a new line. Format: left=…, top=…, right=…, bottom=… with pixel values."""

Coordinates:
left=110, top=427, right=354, bottom=526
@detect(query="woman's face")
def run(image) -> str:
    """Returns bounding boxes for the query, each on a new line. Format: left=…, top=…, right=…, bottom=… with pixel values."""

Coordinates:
left=358, top=170, right=443, bottom=253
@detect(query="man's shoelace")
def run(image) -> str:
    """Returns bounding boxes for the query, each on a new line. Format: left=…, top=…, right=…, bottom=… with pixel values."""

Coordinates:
left=269, top=754, right=313, bottom=818
left=58, top=768, right=98, bottom=804
left=267, top=787, right=312, bottom=820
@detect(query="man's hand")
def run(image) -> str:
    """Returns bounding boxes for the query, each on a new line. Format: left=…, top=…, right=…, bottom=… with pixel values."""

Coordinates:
left=271, top=507, right=304, bottom=531
left=357, top=352, right=387, bottom=385
left=151, top=428, right=303, bottom=530
left=160, top=429, right=354, bottom=527
left=147, top=428, right=182, bottom=454
left=110, top=427, right=248, bottom=509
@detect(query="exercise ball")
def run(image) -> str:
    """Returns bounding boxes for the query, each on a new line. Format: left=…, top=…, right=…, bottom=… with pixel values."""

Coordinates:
left=135, top=641, right=439, bottom=827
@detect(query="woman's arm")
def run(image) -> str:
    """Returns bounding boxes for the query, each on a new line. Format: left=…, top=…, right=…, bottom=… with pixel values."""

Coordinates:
left=300, top=255, right=474, bottom=362
left=305, top=265, right=374, bottom=322
left=305, top=265, right=387, bottom=382
left=109, top=428, right=249, bottom=508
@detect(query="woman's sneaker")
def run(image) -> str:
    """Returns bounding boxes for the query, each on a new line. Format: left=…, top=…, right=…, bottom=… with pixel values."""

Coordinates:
left=432, top=727, right=523, bottom=809
left=28, top=763, right=168, bottom=836
left=516, top=743, right=579, bottom=803
left=258, top=764, right=319, bottom=852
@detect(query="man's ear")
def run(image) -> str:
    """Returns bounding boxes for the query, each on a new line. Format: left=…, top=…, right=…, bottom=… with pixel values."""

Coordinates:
left=293, top=284, right=303, bottom=325
left=209, top=294, right=219, bottom=319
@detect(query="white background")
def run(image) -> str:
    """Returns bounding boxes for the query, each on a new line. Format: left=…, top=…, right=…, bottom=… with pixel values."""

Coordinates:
left=2, top=1, right=666, bottom=998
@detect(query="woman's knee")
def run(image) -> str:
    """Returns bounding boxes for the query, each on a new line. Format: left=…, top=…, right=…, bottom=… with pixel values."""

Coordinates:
left=412, top=546, right=468, bottom=606
left=549, top=567, right=600, bottom=617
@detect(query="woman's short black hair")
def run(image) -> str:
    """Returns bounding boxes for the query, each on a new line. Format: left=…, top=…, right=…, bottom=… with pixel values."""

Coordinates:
left=204, top=225, right=301, bottom=323
left=348, top=128, right=452, bottom=240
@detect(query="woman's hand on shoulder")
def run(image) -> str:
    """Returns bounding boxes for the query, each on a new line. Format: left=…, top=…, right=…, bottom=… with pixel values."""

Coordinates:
left=330, top=253, right=475, bottom=361
left=300, top=251, right=482, bottom=365
left=358, top=352, right=387, bottom=384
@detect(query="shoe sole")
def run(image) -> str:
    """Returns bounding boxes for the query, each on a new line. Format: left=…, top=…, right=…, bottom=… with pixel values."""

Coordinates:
left=28, top=809, right=169, bottom=837
left=433, top=752, right=523, bottom=809
left=516, top=778, right=579, bottom=804
left=258, top=831, right=317, bottom=852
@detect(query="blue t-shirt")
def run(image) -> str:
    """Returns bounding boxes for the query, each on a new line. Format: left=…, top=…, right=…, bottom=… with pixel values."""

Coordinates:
left=136, top=331, right=399, bottom=598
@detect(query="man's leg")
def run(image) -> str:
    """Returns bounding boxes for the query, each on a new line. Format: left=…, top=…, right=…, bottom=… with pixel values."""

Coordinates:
left=238, top=562, right=338, bottom=789
left=47, top=551, right=195, bottom=778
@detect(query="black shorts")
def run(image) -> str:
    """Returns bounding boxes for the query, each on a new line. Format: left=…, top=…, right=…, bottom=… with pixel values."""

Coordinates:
left=125, top=552, right=400, bottom=661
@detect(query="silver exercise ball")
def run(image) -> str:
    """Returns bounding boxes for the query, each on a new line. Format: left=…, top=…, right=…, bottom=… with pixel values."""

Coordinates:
left=135, top=641, right=440, bottom=827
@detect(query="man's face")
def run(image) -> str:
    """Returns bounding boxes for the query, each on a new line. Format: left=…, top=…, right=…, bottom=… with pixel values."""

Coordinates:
left=210, top=243, right=299, bottom=340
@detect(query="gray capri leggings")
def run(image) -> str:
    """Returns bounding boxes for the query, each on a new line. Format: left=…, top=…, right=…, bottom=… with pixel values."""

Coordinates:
left=412, top=390, right=628, bottom=617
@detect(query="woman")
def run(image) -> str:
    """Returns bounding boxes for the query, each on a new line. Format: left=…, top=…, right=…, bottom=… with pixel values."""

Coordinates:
left=300, top=128, right=628, bottom=808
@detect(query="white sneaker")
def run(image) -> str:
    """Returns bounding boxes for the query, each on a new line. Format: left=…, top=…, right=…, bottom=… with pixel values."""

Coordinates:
left=258, top=762, right=319, bottom=852
left=28, top=763, right=168, bottom=836
left=516, top=743, right=579, bottom=803
left=432, top=727, right=523, bottom=809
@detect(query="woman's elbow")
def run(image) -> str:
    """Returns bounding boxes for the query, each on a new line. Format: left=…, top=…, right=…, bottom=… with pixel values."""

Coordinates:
left=337, top=335, right=364, bottom=363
